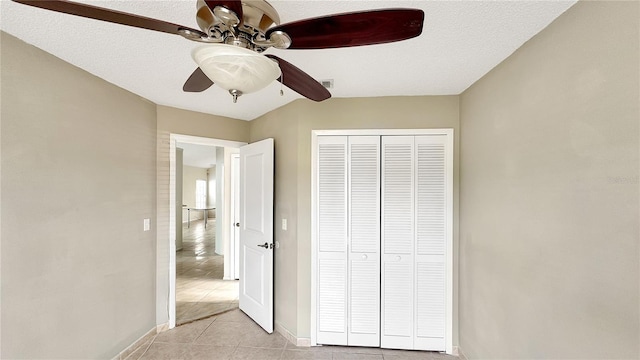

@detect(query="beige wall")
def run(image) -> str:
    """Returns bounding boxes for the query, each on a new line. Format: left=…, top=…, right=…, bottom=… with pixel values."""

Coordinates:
left=1, top=32, right=157, bottom=359
left=157, top=105, right=250, bottom=143
left=250, top=103, right=301, bottom=336
left=215, top=147, right=225, bottom=257
left=250, top=96, right=460, bottom=342
left=207, top=165, right=216, bottom=209
left=459, top=1, right=639, bottom=359
left=182, top=165, right=208, bottom=220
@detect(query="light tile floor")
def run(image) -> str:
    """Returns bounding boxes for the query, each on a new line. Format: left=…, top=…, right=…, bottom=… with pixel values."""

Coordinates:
left=127, top=309, right=459, bottom=360
left=177, top=218, right=239, bottom=325
left=162, top=219, right=459, bottom=360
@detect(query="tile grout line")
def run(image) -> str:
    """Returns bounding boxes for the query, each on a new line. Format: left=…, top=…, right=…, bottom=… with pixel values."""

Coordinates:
left=229, top=341, right=242, bottom=360
left=132, top=335, right=156, bottom=360
left=278, top=342, right=287, bottom=360
left=192, top=316, right=219, bottom=344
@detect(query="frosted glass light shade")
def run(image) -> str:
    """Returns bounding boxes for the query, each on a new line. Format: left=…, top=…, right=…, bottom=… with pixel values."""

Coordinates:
left=192, top=44, right=281, bottom=94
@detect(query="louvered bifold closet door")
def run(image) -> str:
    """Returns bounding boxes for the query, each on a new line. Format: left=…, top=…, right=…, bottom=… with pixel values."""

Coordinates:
left=317, top=136, right=348, bottom=345
left=414, top=135, right=448, bottom=351
left=347, top=136, right=380, bottom=347
left=381, top=136, right=415, bottom=350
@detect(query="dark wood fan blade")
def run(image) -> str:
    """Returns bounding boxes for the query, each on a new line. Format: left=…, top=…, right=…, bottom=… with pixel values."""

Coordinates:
left=12, top=0, right=206, bottom=36
left=266, top=9, right=424, bottom=49
left=265, top=55, right=330, bottom=102
left=204, top=1, right=243, bottom=25
left=183, top=68, right=214, bottom=92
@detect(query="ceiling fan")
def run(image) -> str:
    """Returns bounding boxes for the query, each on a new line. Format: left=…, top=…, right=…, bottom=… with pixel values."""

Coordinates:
left=12, top=0, right=424, bottom=103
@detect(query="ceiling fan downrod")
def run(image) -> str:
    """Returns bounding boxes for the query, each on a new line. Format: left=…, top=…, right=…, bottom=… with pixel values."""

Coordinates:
left=229, top=89, right=243, bottom=103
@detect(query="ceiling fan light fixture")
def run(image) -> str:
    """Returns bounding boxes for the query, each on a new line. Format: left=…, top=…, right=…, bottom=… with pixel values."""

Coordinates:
left=192, top=44, right=281, bottom=95
left=11, top=0, right=425, bottom=104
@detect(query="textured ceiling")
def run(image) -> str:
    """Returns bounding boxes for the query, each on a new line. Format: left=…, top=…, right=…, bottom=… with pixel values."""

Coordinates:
left=1, top=0, right=577, bottom=120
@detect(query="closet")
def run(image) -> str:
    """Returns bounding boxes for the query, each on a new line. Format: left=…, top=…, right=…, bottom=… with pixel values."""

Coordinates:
left=314, top=131, right=452, bottom=352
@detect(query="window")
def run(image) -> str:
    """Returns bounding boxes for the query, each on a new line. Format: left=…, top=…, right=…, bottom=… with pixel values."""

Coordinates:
left=196, top=180, right=207, bottom=208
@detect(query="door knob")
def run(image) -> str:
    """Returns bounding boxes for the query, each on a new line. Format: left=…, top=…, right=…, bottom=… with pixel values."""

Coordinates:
left=257, top=242, right=269, bottom=248
left=235, top=223, right=240, bottom=227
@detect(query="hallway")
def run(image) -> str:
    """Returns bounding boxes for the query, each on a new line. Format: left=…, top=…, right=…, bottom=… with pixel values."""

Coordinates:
left=176, top=218, right=239, bottom=325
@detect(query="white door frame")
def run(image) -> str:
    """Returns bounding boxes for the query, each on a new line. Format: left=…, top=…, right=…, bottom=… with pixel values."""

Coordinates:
left=221, top=149, right=240, bottom=280
left=310, top=129, right=454, bottom=354
left=167, top=133, right=246, bottom=329
left=230, top=153, right=241, bottom=280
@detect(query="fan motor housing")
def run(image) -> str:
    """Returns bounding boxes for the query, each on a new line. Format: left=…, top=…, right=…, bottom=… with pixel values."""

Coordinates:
left=196, top=0, right=280, bottom=37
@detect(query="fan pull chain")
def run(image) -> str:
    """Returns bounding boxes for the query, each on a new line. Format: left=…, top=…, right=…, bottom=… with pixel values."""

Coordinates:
left=280, top=73, right=284, bottom=96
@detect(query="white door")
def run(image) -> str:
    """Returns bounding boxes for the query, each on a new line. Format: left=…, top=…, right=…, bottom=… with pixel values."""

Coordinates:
left=381, top=136, right=415, bottom=350
left=313, top=130, right=453, bottom=353
left=316, top=135, right=381, bottom=347
left=316, top=136, right=348, bottom=345
left=413, top=135, right=448, bottom=351
left=239, top=138, right=274, bottom=333
left=380, top=135, right=449, bottom=351
left=347, top=136, right=380, bottom=347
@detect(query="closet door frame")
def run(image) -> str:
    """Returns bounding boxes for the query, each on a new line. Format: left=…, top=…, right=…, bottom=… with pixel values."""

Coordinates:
left=311, top=129, right=454, bottom=355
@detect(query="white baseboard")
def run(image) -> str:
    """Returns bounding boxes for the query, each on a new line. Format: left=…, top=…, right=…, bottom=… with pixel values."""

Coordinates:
left=275, top=322, right=296, bottom=345
left=456, top=346, right=467, bottom=360
left=111, top=326, right=157, bottom=360
left=157, top=322, right=170, bottom=333
left=452, top=346, right=459, bottom=356
left=274, top=322, right=311, bottom=347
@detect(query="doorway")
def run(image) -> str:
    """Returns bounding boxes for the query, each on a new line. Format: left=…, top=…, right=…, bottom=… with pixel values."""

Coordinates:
left=169, top=134, right=247, bottom=327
